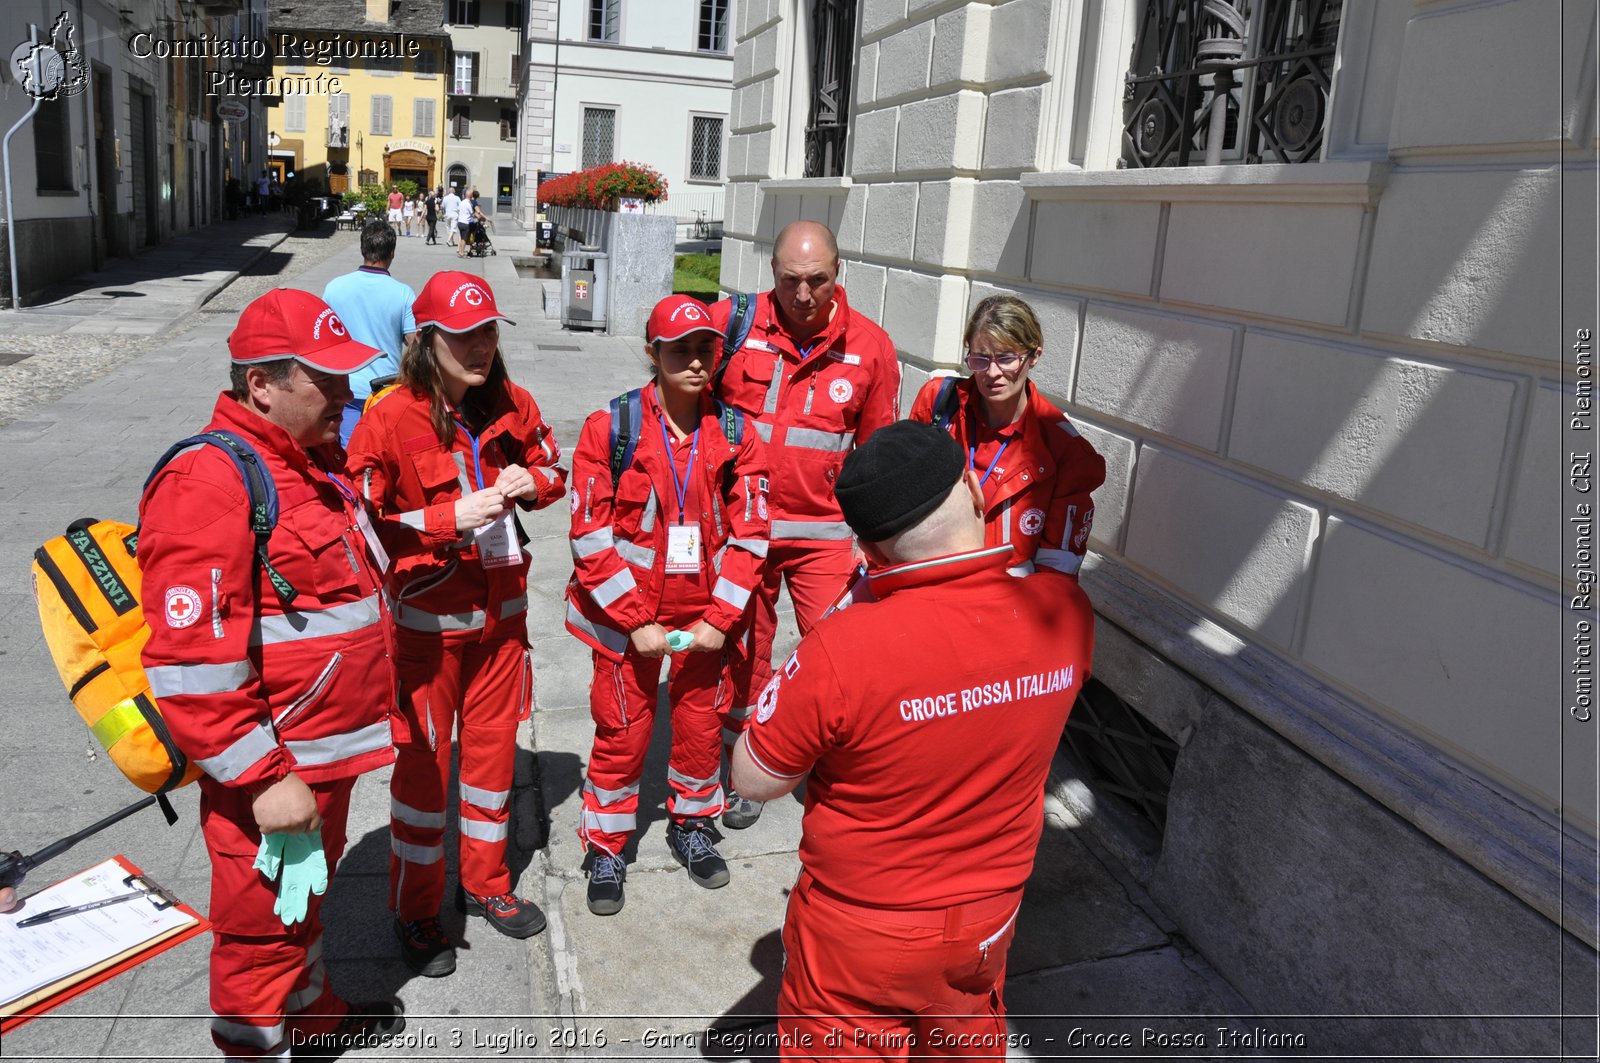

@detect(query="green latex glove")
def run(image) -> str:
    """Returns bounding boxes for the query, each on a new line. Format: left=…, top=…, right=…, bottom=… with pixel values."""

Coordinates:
left=253, top=832, right=288, bottom=881
left=666, top=630, right=694, bottom=652
left=261, top=832, right=328, bottom=927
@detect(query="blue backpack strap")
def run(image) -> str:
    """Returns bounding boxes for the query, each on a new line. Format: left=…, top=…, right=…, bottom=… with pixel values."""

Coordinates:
left=931, top=376, right=962, bottom=432
left=712, top=292, right=755, bottom=394
left=607, top=388, right=645, bottom=485
left=715, top=399, right=744, bottom=447
left=143, top=430, right=297, bottom=605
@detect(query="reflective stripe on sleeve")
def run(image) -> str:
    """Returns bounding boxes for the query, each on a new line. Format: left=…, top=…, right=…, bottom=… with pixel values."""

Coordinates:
left=726, top=536, right=768, bottom=558
left=250, top=594, right=383, bottom=646
left=461, top=783, right=510, bottom=811
left=589, top=568, right=637, bottom=609
left=391, top=798, right=446, bottom=829
left=499, top=594, right=529, bottom=619
left=146, top=659, right=255, bottom=698
left=769, top=519, right=853, bottom=541
left=571, top=527, right=615, bottom=559
left=613, top=537, right=656, bottom=569
left=713, top=576, right=753, bottom=611
left=284, top=720, right=391, bottom=767
left=1035, top=547, right=1083, bottom=575
left=399, top=509, right=427, bottom=530
left=566, top=602, right=630, bottom=655
left=195, top=722, right=279, bottom=783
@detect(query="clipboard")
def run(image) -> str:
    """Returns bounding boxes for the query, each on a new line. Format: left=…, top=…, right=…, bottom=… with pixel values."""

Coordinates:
left=0, top=854, right=209, bottom=1032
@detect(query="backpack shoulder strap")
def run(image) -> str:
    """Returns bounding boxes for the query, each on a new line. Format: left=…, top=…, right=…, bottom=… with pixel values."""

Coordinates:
left=143, top=431, right=298, bottom=605
left=714, top=399, right=744, bottom=447
left=606, top=388, right=645, bottom=485
left=712, top=292, right=755, bottom=393
left=931, top=376, right=962, bottom=432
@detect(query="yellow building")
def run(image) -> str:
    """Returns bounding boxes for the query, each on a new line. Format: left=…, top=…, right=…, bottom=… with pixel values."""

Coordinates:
left=266, top=0, right=448, bottom=194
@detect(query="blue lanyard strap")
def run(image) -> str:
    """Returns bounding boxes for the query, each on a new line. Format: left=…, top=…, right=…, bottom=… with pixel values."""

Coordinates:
left=325, top=471, right=358, bottom=504
left=969, top=438, right=1010, bottom=489
left=658, top=414, right=699, bottom=524
left=451, top=415, right=486, bottom=491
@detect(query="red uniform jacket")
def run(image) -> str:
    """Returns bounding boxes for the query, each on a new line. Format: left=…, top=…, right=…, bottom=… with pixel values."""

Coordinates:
left=345, top=383, right=566, bottom=644
left=138, top=394, right=456, bottom=791
left=910, top=377, right=1105, bottom=577
left=710, top=287, right=898, bottom=545
left=565, top=386, right=770, bottom=660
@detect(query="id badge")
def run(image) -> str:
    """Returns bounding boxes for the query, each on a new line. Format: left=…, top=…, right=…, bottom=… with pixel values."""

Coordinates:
left=665, top=524, right=701, bottom=574
left=353, top=506, right=391, bottom=575
left=477, top=511, right=524, bottom=570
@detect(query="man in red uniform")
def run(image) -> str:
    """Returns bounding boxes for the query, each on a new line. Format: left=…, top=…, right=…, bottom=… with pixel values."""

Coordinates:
left=139, top=289, right=482, bottom=1059
left=732, top=421, right=1094, bottom=1058
left=711, top=220, right=900, bottom=827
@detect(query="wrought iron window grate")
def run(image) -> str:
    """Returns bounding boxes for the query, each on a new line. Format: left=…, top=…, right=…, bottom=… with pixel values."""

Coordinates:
left=804, top=0, right=855, bottom=178
left=1063, top=677, right=1180, bottom=833
left=1122, top=0, right=1342, bottom=168
left=582, top=107, right=615, bottom=169
left=690, top=115, right=723, bottom=180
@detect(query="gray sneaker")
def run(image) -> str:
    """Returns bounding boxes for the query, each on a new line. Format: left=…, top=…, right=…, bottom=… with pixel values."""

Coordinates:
left=721, top=790, right=764, bottom=830
left=586, top=852, right=626, bottom=915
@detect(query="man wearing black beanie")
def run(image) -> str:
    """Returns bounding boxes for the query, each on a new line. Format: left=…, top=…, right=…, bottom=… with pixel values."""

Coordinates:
left=732, top=420, right=1096, bottom=1057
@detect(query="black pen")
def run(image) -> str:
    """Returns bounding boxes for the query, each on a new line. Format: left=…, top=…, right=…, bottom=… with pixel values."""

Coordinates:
left=15, top=890, right=149, bottom=928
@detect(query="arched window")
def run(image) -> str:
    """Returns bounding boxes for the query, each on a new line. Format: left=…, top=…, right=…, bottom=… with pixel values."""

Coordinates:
left=447, top=163, right=470, bottom=195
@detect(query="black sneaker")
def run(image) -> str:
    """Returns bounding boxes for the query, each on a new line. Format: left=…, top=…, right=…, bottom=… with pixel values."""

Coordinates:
left=586, top=852, right=627, bottom=916
left=667, top=818, right=730, bottom=889
left=457, top=887, right=547, bottom=938
left=393, top=916, right=456, bottom=978
left=291, top=999, right=405, bottom=1061
left=721, top=790, right=764, bottom=830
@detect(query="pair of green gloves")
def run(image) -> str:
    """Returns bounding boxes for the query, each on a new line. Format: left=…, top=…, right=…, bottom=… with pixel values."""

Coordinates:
left=665, top=630, right=695, bottom=652
left=253, top=832, right=329, bottom=926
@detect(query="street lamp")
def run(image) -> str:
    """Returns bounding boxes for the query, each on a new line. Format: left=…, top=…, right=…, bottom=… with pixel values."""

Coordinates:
left=356, top=131, right=364, bottom=183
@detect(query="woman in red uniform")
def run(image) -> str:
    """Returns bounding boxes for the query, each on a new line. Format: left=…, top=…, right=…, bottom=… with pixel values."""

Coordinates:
left=909, top=294, right=1105, bottom=577
left=346, top=271, right=566, bottom=977
left=566, top=295, right=769, bottom=916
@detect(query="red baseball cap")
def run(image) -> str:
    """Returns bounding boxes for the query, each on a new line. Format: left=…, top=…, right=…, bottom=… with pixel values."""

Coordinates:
left=647, top=295, right=723, bottom=343
left=228, top=288, right=382, bottom=374
left=412, top=271, right=515, bottom=333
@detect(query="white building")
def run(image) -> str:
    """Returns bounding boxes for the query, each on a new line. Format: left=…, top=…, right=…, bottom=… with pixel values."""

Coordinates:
left=518, top=0, right=734, bottom=228
left=725, top=0, right=1596, bottom=1050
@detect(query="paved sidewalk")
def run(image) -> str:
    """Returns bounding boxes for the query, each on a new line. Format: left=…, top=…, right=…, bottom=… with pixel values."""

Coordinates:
left=0, top=218, right=1250, bottom=1061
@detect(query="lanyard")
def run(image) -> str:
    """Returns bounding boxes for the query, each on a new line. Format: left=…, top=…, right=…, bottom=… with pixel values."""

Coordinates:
left=451, top=415, right=487, bottom=491
left=657, top=414, right=699, bottom=524
left=969, top=439, right=1010, bottom=489
left=324, top=472, right=359, bottom=504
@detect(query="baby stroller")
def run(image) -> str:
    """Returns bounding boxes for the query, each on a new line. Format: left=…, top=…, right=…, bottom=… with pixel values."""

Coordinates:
left=465, top=218, right=496, bottom=257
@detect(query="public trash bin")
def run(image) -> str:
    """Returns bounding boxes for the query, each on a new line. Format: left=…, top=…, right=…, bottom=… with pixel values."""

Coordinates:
left=537, top=221, right=554, bottom=248
left=562, top=248, right=608, bottom=331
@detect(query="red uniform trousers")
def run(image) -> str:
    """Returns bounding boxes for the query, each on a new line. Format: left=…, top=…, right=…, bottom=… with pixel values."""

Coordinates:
left=778, top=872, right=1022, bottom=1061
left=581, top=596, right=732, bottom=856
left=200, top=776, right=355, bottom=1060
left=727, top=541, right=857, bottom=743
left=389, top=631, right=531, bottom=919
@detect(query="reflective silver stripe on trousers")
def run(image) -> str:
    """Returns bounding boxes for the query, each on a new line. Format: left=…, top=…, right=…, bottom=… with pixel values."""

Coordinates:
left=461, top=783, right=510, bottom=811
left=673, top=790, right=726, bottom=817
left=566, top=602, right=630, bottom=655
left=392, top=836, right=445, bottom=863
left=727, top=536, right=769, bottom=558
left=399, top=509, right=427, bottom=530
left=572, top=527, right=615, bottom=559
left=285, top=720, right=391, bottom=767
left=1035, top=547, right=1083, bottom=575
left=584, top=778, right=641, bottom=805
left=763, top=359, right=784, bottom=414
left=391, top=797, right=446, bottom=829
left=196, top=722, right=279, bottom=783
left=146, top=659, right=255, bottom=698
left=769, top=519, right=853, bottom=540
left=613, top=537, right=655, bottom=569
left=589, top=567, right=637, bottom=609
left=784, top=427, right=855, bottom=452
left=396, top=604, right=485, bottom=632
left=581, top=809, right=636, bottom=832
left=667, top=766, right=720, bottom=790
left=713, top=576, right=753, bottom=611
left=459, top=817, right=509, bottom=843
left=210, top=1016, right=286, bottom=1051
left=499, top=594, right=528, bottom=618
left=250, top=594, right=383, bottom=646
left=752, top=420, right=774, bottom=442
left=284, top=959, right=327, bottom=1013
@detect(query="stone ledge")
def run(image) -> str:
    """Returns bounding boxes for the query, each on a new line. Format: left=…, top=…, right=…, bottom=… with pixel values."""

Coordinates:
left=757, top=176, right=853, bottom=195
left=1079, top=551, right=1599, bottom=950
left=1022, top=161, right=1390, bottom=205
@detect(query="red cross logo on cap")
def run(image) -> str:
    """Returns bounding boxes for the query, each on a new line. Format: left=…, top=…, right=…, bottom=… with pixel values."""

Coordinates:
left=464, top=287, right=484, bottom=306
left=328, top=315, right=347, bottom=337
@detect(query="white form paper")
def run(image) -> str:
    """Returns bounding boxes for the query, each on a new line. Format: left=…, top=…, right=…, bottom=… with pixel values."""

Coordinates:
left=0, top=858, right=194, bottom=1006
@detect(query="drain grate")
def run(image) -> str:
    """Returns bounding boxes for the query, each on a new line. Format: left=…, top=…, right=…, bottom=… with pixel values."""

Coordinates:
left=538, top=344, right=581, bottom=351
left=1063, top=677, right=1179, bottom=833
left=0, top=351, right=34, bottom=365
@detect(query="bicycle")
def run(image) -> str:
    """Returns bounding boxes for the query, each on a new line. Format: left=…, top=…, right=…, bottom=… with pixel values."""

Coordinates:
left=692, top=209, right=712, bottom=242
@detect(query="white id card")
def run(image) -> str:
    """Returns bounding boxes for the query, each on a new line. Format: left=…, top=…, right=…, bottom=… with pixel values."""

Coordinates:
left=477, top=511, right=523, bottom=569
left=353, top=506, right=391, bottom=575
left=665, top=524, right=701, bottom=574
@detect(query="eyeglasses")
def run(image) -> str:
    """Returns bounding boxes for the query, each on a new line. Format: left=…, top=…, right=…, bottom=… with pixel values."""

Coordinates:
left=964, top=348, right=1035, bottom=373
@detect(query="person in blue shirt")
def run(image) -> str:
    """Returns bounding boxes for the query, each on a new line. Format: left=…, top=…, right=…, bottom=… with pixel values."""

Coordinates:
left=322, top=218, right=417, bottom=446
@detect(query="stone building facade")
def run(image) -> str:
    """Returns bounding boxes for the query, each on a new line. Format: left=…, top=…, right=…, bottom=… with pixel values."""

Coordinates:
left=723, top=0, right=1597, bottom=1050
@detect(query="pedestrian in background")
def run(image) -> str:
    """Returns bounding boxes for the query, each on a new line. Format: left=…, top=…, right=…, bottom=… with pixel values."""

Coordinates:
left=402, top=193, right=416, bottom=237
left=732, top=420, right=1094, bottom=1057
left=442, top=185, right=462, bottom=248
left=908, top=294, right=1105, bottom=578
left=424, top=187, right=440, bottom=245
left=321, top=218, right=416, bottom=447
left=566, top=295, right=770, bottom=916
left=347, top=272, right=567, bottom=977
left=387, top=185, right=405, bottom=234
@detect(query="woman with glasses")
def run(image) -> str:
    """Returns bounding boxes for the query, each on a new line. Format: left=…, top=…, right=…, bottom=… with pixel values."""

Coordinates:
left=908, top=294, right=1105, bottom=577
left=346, top=271, right=567, bottom=976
